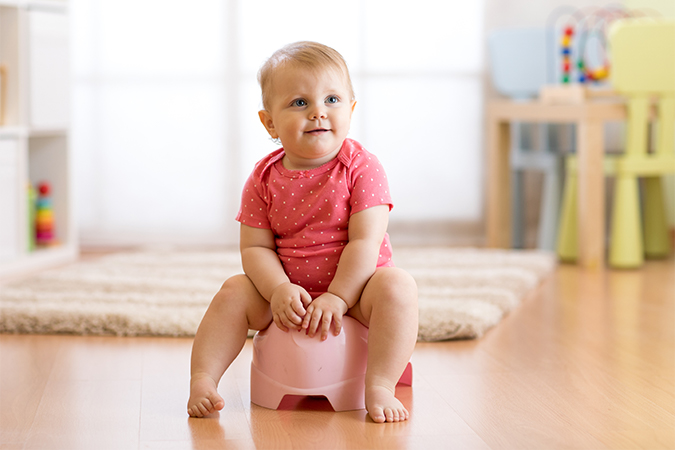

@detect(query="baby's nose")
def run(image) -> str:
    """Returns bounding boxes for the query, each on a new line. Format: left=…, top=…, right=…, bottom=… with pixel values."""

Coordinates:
left=309, top=107, right=327, bottom=120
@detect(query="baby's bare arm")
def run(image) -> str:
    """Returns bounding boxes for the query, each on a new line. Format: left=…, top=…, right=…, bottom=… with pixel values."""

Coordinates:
left=302, top=205, right=389, bottom=338
left=240, top=224, right=287, bottom=299
left=329, top=205, right=389, bottom=307
left=240, top=224, right=311, bottom=330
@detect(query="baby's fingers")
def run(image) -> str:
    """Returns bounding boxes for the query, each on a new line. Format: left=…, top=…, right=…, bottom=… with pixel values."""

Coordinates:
left=305, top=307, right=324, bottom=337
left=301, top=306, right=313, bottom=330
left=273, top=313, right=289, bottom=332
left=291, top=298, right=307, bottom=320
left=319, top=313, right=334, bottom=341
left=299, top=289, right=313, bottom=309
left=332, top=315, right=342, bottom=336
left=278, top=310, right=302, bottom=331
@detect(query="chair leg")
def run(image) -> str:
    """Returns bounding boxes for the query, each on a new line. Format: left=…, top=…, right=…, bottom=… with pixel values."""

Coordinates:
left=642, top=176, right=671, bottom=258
left=557, top=168, right=578, bottom=262
left=512, top=169, right=526, bottom=249
left=609, top=174, right=644, bottom=268
left=537, top=162, right=562, bottom=251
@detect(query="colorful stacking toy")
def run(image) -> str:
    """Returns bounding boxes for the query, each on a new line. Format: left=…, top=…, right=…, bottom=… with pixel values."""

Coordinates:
left=35, top=181, right=56, bottom=246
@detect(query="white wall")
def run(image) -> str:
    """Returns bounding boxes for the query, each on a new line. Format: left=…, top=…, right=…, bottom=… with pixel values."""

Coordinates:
left=74, top=0, right=669, bottom=248
left=71, top=0, right=485, bottom=247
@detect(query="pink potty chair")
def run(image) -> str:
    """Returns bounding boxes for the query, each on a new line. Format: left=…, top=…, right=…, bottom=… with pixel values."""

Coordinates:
left=250, top=316, right=413, bottom=411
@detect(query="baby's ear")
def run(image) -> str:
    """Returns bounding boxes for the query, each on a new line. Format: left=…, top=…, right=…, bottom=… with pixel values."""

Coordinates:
left=258, top=110, right=278, bottom=139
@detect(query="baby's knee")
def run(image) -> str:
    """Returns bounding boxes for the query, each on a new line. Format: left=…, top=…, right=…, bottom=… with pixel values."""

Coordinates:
left=211, top=274, right=258, bottom=309
left=386, top=268, right=416, bottom=291
left=214, top=274, right=247, bottom=299
left=219, top=274, right=251, bottom=292
left=214, top=274, right=271, bottom=328
left=375, top=268, right=417, bottom=306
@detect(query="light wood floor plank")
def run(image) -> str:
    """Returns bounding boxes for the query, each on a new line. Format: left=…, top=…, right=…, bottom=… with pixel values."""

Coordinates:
left=0, top=336, right=60, bottom=445
left=24, top=378, right=142, bottom=450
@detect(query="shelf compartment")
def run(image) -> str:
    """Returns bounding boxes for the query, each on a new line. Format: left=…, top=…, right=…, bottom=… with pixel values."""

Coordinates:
left=27, top=134, right=70, bottom=249
left=0, top=5, right=20, bottom=126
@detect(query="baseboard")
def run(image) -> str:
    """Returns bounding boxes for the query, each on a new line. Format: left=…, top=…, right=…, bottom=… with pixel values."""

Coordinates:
left=78, top=228, right=239, bottom=249
left=78, top=221, right=485, bottom=250
left=387, top=220, right=484, bottom=247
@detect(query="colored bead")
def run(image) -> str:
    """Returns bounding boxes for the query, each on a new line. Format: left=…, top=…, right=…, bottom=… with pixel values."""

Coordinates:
left=36, top=223, right=54, bottom=232
left=38, top=182, right=50, bottom=196
left=564, top=26, right=574, bottom=36
left=36, top=198, right=52, bottom=209
left=37, top=231, right=54, bottom=240
left=36, top=215, right=53, bottom=225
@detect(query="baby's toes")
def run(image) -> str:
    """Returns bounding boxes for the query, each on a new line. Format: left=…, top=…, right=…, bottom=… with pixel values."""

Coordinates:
left=188, top=402, right=205, bottom=417
left=199, top=400, right=214, bottom=416
left=187, top=404, right=201, bottom=417
left=370, top=406, right=386, bottom=423
left=188, top=398, right=213, bottom=417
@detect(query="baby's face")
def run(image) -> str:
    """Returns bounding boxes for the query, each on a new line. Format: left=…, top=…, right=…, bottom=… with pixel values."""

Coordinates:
left=259, top=65, right=356, bottom=170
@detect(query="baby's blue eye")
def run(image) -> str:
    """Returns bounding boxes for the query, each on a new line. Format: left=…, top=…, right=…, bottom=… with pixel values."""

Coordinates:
left=292, top=99, right=307, bottom=107
left=326, top=96, right=339, bottom=104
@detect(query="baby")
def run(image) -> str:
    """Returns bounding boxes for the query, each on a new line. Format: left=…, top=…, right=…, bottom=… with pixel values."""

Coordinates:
left=187, top=41, right=418, bottom=423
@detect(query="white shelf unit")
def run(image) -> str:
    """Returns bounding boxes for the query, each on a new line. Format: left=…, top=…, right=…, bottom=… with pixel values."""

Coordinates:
left=0, top=0, right=76, bottom=279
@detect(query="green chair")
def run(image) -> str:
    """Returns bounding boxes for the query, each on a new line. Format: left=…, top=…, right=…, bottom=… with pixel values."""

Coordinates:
left=557, top=19, right=675, bottom=268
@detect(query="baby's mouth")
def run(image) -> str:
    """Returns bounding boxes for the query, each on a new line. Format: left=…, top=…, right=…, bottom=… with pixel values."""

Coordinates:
left=305, top=128, right=330, bottom=135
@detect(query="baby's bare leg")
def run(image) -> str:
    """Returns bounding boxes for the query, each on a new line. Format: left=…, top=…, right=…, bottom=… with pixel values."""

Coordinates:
left=350, top=267, right=418, bottom=423
left=188, top=274, right=271, bottom=417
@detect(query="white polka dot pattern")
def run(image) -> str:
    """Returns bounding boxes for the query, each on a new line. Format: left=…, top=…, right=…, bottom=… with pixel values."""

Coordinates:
left=236, top=139, right=394, bottom=297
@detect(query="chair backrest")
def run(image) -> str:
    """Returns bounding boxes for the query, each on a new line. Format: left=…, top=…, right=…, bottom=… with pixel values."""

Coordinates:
left=609, top=19, right=675, bottom=95
left=610, top=19, right=675, bottom=157
left=488, top=28, right=555, bottom=99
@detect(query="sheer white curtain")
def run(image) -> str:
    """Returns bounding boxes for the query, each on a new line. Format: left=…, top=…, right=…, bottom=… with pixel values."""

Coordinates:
left=71, top=0, right=485, bottom=246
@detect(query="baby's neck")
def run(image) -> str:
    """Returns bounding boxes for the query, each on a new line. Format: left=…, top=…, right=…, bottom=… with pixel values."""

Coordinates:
left=282, top=152, right=338, bottom=171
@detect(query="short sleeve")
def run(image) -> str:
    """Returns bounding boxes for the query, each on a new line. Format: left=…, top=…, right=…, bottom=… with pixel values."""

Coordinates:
left=349, top=151, right=393, bottom=215
left=235, top=172, right=271, bottom=229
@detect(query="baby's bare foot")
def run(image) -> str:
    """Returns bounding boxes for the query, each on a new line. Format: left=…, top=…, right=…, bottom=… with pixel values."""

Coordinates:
left=365, top=385, right=409, bottom=423
left=188, top=374, right=224, bottom=417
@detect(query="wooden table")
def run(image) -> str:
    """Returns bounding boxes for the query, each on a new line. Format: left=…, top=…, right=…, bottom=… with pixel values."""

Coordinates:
left=485, top=98, right=628, bottom=270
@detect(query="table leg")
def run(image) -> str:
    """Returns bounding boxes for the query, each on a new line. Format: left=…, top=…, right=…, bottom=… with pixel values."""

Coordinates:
left=576, top=119, right=606, bottom=270
left=486, top=119, right=512, bottom=248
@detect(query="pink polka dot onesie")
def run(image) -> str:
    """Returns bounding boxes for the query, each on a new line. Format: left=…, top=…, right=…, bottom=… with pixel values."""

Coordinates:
left=236, top=138, right=394, bottom=298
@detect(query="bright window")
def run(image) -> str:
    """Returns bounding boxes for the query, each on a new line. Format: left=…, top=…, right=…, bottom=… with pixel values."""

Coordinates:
left=72, top=0, right=485, bottom=244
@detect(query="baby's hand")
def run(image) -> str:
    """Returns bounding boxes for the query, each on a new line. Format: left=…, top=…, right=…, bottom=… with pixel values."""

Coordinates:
left=270, top=282, right=312, bottom=332
left=302, top=293, right=349, bottom=341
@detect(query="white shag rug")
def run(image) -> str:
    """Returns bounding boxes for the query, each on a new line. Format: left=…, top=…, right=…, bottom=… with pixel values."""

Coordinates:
left=0, top=248, right=556, bottom=341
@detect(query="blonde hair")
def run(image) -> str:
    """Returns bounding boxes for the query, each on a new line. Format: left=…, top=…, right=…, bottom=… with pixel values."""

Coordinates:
left=258, top=41, right=355, bottom=111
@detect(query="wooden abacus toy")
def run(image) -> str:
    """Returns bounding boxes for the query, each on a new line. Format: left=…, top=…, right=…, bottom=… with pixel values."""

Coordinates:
left=540, top=5, right=656, bottom=103
left=561, top=25, right=574, bottom=83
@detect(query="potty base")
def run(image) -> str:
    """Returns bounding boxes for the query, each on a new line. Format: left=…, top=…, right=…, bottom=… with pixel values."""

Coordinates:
left=250, top=316, right=412, bottom=411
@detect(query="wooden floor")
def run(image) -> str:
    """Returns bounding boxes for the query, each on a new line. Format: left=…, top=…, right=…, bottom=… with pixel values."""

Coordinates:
left=1, top=256, right=673, bottom=450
